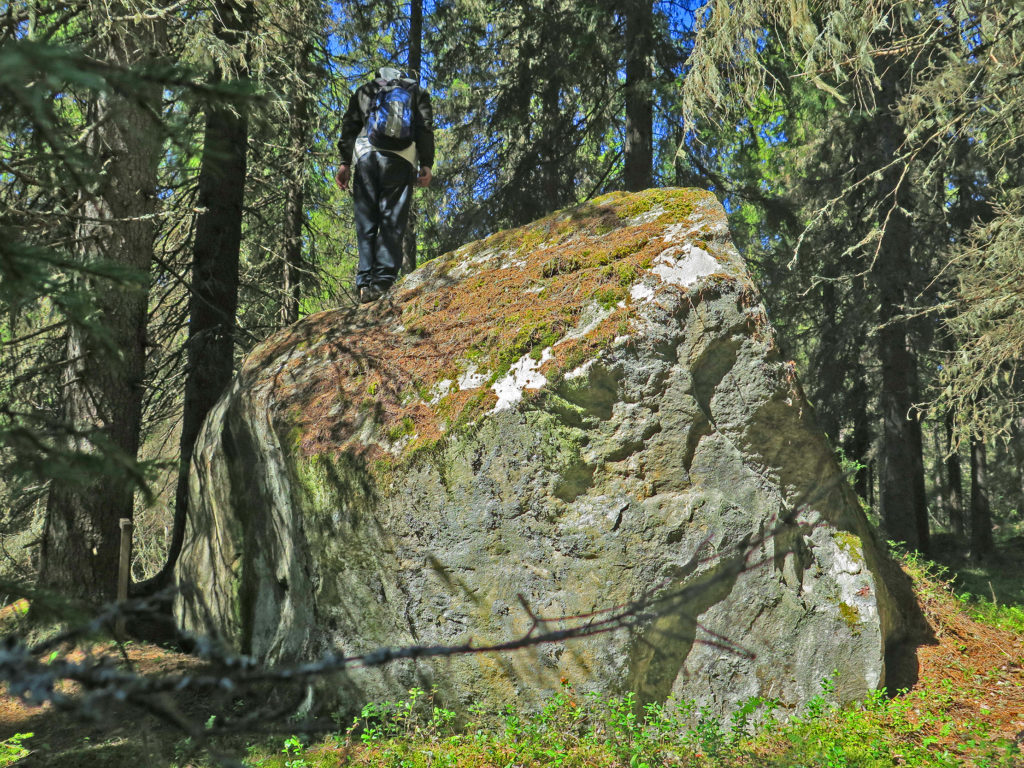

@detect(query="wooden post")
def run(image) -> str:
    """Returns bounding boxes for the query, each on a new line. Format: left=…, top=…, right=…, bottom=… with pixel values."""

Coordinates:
left=117, top=518, right=133, bottom=638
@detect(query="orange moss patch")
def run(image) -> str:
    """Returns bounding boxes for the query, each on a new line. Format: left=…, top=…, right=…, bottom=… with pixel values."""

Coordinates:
left=248, top=189, right=734, bottom=467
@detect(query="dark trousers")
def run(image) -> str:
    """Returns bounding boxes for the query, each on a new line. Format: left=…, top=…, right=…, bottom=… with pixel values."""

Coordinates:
left=352, top=152, right=415, bottom=289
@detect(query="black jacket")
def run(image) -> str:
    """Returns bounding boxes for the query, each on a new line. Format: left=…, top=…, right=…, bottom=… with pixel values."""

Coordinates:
left=338, top=78, right=435, bottom=168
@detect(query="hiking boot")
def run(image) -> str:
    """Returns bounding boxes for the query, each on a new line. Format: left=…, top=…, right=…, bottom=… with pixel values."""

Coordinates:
left=359, top=285, right=381, bottom=304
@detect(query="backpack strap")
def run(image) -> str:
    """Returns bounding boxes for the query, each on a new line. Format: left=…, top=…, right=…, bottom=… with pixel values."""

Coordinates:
left=377, top=77, right=417, bottom=90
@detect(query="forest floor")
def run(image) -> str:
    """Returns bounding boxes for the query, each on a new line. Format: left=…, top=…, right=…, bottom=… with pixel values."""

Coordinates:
left=0, top=540, right=1022, bottom=767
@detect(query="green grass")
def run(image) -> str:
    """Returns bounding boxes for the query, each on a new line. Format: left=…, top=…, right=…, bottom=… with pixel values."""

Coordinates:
left=964, top=596, right=1024, bottom=634
left=921, top=529, right=1024, bottom=635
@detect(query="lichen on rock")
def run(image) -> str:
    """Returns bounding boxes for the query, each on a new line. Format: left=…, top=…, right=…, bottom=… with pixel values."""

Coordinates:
left=175, top=188, right=917, bottom=722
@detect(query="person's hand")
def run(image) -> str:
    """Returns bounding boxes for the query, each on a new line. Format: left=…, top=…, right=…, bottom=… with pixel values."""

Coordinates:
left=335, top=165, right=351, bottom=191
left=416, top=166, right=432, bottom=188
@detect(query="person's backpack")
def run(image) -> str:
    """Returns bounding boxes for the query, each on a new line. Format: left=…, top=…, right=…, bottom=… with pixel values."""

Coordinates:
left=366, top=78, right=416, bottom=150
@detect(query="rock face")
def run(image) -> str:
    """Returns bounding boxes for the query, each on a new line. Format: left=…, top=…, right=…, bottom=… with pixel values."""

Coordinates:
left=176, top=188, right=914, bottom=719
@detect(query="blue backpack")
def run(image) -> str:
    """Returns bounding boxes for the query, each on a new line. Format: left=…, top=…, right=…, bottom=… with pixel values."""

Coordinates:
left=366, top=78, right=416, bottom=150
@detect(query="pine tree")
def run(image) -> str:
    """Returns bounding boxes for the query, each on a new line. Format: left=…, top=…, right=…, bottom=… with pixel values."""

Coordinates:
left=680, top=0, right=1024, bottom=550
left=148, top=0, right=257, bottom=591
left=38, top=3, right=166, bottom=600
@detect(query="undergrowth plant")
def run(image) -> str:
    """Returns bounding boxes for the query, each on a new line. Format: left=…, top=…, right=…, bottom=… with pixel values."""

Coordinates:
left=900, top=545, right=1024, bottom=634
left=0, top=733, right=32, bottom=767
left=244, top=673, right=1021, bottom=768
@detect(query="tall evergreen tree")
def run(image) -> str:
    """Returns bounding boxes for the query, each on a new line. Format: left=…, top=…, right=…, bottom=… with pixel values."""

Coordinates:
left=871, top=55, right=929, bottom=553
left=149, top=0, right=256, bottom=590
left=681, top=0, right=1024, bottom=550
left=427, top=0, right=693, bottom=251
left=39, top=4, right=165, bottom=601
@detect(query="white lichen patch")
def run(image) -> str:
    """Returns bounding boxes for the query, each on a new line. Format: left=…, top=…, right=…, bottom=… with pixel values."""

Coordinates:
left=491, top=348, right=553, bottom=412
left=555, top=301, right=614, bottom=344
left=429, top=379, right=453, bottom=404
left=458, top=366, right=488, bottom=390
left=651, top=244, right=720, bottom=288
left=630, top=282, right=656, bottom=303
left=564, top=358, right=596, bottom=380
left=627, top=205, right=666, bottom=226
left=449, top=248, right=515, bottom=279
left=661, top=221, right=700, bottom=243
left=833, top=538, right=863, bottom=576
left=388, top=433, right=416, bottom=455
left=661, top=212, right=719, bottom=244
left=353, top=411, right=379, bottom=446
left=831, top=538, right=879, bottom=627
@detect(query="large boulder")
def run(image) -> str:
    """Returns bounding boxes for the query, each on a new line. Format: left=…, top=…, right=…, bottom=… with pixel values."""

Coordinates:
left=176, top=188, right=915, bottom=719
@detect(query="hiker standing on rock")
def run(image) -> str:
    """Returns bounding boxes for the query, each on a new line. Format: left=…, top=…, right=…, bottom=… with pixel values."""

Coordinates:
left=335, top=66, right=435, bottom=304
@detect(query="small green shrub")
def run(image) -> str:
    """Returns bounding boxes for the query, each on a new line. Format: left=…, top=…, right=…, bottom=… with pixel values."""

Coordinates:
left=385, top=416, right=416, bottom=442
left=967, top=598, right=1024, bottom=633
left=592, top=286, right=625, bottom=309
left=240, top=664, right=1021, bottom=768
left=281, top=735, right=309, bottom=768
left=0, top=733, right=32, bottom=767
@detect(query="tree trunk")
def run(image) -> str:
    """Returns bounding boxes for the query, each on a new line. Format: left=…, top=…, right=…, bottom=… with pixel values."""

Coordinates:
left=539, top=74, right=562, bottom=213
left=873, top=62, right=928, bottom=554
left=280, top=148, right=304, bottom=325
left=280, top=11, right=310, bottom=326
left=409, top=0, right=422, bottom=79
left=1010, top=429, right=1024, bottom=517
left=505, top=17, right=541, bottom=225
left=908, top=409, right=929, bottom=551
left=970, top=438, right=994, bottom=562
left=142, top=0, right=255, bottom=592
left=623, top=0, right=653, bottom=191
left=673, top=126, right=690, bottom=186
left=945, top=411, right=965, bottom=538
left=40, top=9, right=163, bottom=602
left=876, top=317, right=929, bottom=553
left=867, top=458, right=875, bottom=510
left=846, top=369, right=872, bottom=500
left=401, top=0, right=423, bottom=276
